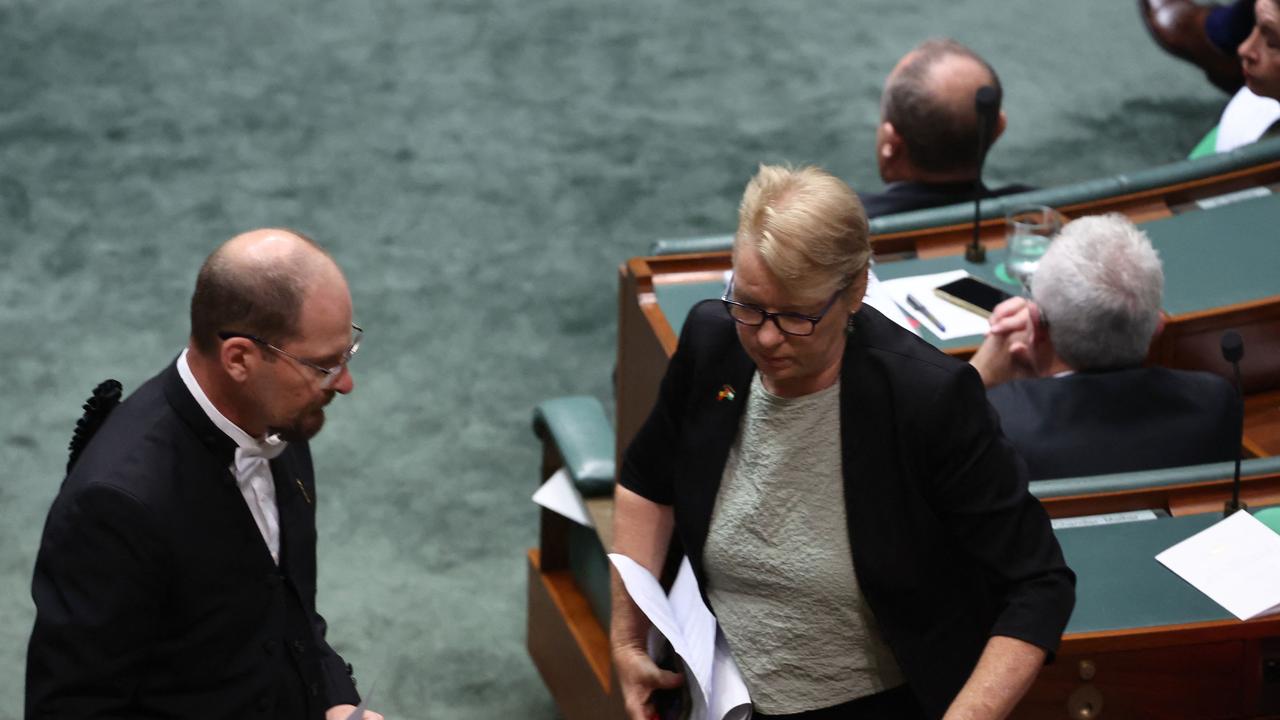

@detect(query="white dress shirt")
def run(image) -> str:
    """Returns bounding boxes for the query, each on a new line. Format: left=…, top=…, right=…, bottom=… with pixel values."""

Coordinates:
left=1216, top=86, right=1280, bottom=153
left=177, top=349, right=284, bottom=565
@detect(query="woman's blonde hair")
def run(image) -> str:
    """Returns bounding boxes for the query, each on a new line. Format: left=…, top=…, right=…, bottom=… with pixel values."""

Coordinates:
left=733, top=164, right=871, bottom=299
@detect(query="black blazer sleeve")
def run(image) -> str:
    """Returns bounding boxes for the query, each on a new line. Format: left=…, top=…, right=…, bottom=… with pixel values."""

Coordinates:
left=26, top=484, right=167, bottom=717
left=913, top=364, right=1076, bottom=655
left=618, top=303, right=702, bottom=506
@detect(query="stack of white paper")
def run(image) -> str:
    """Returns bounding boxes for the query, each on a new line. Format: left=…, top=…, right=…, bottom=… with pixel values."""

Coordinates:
left=1155, top=510, right=1280, bottom=621
left=879, top=270, right=992, bottom=340
left=609, top=554, right=753, bottom=720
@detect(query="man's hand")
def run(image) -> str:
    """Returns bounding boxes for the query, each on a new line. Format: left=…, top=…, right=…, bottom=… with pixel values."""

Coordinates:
left=613, top=644, right=684, bottom=720
left=970, top=297, right=1040, bottom=388
left=326, top=704, right=384, bottom=720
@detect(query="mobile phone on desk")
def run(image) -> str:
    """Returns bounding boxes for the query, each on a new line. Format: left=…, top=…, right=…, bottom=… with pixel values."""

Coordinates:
left=934, top=275, right=1014, bottom=318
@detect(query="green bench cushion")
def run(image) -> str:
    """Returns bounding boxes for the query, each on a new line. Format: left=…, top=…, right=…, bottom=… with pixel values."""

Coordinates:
left=532, top=395, right=615, bottom=497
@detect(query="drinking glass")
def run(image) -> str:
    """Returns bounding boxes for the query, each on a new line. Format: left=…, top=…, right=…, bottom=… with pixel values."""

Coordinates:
left=1005, top=205, right=1062, bottom=292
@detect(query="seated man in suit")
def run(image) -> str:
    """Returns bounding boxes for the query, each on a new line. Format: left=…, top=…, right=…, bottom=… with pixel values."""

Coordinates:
left=861, top=38, right=1033, bottom=218
left=969, top=214, right=1239, bottom=480
left=26, top=229, right=382, bottom=720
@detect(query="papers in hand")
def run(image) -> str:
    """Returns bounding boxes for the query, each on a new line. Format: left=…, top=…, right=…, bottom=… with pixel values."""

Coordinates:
left=879, top=270, right=992, bottom=340
left=532, top=467, right=594, bottom=528
left=1156, top=510, right=1280, bottom=621
left=609, top=554, right=752, bottom=720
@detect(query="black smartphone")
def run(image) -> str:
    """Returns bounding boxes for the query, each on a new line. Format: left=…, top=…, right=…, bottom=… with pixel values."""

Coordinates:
left=933, top=275, right=1014, bottom=317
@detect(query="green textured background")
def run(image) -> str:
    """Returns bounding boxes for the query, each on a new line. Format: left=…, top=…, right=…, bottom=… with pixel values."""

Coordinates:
left=0, top=0, right=1223, bottom=716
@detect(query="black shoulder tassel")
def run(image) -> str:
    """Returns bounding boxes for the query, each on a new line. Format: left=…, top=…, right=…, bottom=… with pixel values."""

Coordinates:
left=67, top=379, right=123, bottom=474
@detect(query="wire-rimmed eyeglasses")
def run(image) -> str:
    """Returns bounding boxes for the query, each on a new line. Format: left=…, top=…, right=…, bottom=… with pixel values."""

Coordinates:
left=217, top=324, right=362, bottom=389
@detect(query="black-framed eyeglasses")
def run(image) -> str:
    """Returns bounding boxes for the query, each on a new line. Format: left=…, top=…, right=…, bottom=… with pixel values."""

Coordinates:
left=721, top=281, right=846, bottom=337
left=217, top=324, right=363, bottom=389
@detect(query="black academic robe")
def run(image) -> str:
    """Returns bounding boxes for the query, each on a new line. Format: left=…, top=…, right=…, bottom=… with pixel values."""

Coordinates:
left=26, top=361, right=359, bottom=719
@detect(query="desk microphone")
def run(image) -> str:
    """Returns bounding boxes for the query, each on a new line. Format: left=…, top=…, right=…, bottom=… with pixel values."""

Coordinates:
left=966, top=85, right=1001, bottom=263
left=1221, top=330, right=1246, bottom=516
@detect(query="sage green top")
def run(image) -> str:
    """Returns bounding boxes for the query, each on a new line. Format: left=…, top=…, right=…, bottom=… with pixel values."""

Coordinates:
left=703, top=373, right=903, bottom=714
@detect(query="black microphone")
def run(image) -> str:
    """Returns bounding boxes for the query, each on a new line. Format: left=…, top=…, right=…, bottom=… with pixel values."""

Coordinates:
left=1221, top=330, right=1246, bottom=516
left=966, top=85, right=1001, bottom=263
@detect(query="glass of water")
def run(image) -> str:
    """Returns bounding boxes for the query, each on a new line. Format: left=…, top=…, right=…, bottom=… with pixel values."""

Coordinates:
left=1005, top=205, right=1062, bottom=292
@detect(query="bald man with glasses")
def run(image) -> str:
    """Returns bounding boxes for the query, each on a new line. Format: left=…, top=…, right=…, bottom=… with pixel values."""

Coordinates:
left=27, top=229, right=381, bottom=720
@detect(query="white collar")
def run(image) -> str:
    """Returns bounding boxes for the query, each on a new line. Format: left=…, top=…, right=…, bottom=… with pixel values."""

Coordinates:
left=177, top=349, right=286, bottom=455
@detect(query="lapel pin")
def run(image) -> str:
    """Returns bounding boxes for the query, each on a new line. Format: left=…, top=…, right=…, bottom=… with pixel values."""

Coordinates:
left=294, top=478, right=312, bottom=505
left=716, top=384, right=736, bottom=402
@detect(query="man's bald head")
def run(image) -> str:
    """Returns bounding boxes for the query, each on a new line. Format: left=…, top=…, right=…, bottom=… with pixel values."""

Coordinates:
left=189, top=228, right=342, bottom=355
left=880, top=39, right=1002, bottom=176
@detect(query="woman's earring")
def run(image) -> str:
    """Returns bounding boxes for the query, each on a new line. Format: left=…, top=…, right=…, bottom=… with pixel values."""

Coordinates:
left=845, top=314, right=856, bottom=336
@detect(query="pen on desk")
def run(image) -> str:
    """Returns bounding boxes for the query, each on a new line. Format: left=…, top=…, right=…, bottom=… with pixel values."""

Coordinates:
left=906, top=293, right=946, bottom=333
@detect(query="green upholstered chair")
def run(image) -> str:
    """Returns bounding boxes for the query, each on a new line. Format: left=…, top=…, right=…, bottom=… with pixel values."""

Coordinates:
left=532, top=395, right=615, bottom=498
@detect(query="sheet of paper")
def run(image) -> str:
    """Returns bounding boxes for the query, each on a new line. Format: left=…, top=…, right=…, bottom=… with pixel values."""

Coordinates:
left=532, top=467, right=594, bottom=528
left=1156, top=510, right=1280, bottom=621
left=864, top=268, right=920, bottom=336
left=879, top=270, right=993, bottom=340
left=609, top=554, right=752, bottom=720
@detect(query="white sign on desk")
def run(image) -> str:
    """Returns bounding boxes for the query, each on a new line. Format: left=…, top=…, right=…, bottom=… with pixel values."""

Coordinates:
left=1156, top=510, right=1280, bottom=621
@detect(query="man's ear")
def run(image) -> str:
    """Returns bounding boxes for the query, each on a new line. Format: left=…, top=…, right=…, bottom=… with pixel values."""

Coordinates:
left=878, top=122, right=907, bottom=181
left=220, top=338, right=256, bottom=383
left=1152, top=311, right=1168, bottom=341
left=879, top=122, right=902, bottom=160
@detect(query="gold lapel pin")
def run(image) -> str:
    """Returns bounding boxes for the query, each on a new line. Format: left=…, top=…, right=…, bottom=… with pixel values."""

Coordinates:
left=294, top=478, right=312, bottom=505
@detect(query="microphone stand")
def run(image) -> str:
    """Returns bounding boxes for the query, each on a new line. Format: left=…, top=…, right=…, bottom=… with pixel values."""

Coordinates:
left=1221, top=330, right=1246, bottom=515
left=966, top=86, right=999, bottom=263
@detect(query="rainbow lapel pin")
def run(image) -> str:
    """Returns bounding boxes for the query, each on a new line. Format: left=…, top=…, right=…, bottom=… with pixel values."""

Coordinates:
left=716, top=384, right=736, bottom=402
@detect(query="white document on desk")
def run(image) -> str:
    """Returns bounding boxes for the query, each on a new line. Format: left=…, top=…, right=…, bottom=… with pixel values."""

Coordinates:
left=863, top=268, right=920, bottom=336
left=532, top=467, right=594, bottom=528
left=879, top=269, right=991, bottom=340
left=609, top=553, right=753, bottom=720
left=1156, top=510, right=1280, bottom=621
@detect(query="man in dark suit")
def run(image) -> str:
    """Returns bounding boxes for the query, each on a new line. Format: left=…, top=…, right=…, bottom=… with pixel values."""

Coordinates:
left=26, top=229, right=382, bottom=719
left=969, top=214, right=1239, bottom=480
left=860, top=39, right=1032, bottom=218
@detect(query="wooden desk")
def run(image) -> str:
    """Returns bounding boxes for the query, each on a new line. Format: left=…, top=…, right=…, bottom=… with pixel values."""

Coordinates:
left=528, top=510, right=1280, bottom=719
left=1016, top=513, right=1280, bottom=719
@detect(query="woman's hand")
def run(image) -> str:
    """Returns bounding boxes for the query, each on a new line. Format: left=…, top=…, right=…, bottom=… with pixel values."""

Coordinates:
left=613, top=644, right=685, bottom=720
left=611, top=486, right=680, bottom=720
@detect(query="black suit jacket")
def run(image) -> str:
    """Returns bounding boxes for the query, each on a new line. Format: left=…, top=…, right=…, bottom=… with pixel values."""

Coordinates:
left=860, top=180, right=1035, bottom=218
left=26, top=362, right=359, bottom=719
left=986, top=367, right=1240, bottom=480
left=620, top=301, right=1075, bottom=718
